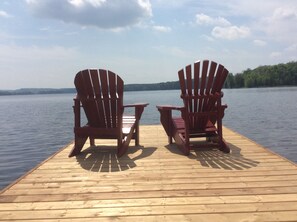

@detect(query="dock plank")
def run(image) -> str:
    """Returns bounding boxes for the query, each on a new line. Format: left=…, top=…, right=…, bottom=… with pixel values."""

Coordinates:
left=1, top=125, right=297, bottom=221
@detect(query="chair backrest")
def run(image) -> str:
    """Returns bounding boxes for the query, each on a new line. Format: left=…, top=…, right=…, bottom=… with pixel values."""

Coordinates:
left=74, top=69, right=124, bottom=128
left=178, top=60, right=229, bottom=131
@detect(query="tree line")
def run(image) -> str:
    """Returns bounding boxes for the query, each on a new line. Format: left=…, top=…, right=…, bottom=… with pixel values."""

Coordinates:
left=224, top=61, right=297, bottom=88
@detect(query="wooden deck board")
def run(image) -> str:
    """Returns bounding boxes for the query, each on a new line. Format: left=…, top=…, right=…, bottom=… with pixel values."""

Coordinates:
left=1, top=125, right=297, bottom=221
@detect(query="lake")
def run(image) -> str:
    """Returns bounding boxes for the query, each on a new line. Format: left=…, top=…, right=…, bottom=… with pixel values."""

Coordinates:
left=0, top=87, right=297, bottom=189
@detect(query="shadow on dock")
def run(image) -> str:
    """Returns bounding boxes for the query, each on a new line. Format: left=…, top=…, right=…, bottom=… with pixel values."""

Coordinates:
left=75, top=146, right=157, bottom=172
left=166, top=143, right=259, bottom=170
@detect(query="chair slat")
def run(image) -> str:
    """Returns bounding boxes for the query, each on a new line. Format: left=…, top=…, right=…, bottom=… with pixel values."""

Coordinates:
left=90, top=69, right=105, bottom=127
left=212, top=64, right=224, bottom=93
left=74, top=72, right=87, bottom=97
left=185, top=65, right=193, bottom=128
left=198, top=60, right=208, bottom=112
left=193, top=61, right=200, bottom=112
left=99, top=69, right=111, bottom=128
left=205, top=61, right=217, bottom=94
left=195, top=60, right=208, bottom=130
left=203, top=61, right=217, bottom=112
left=82, top=70, right=94, bottom=98
left=185, top=65, right=192, bottom=96
left=90, top=69, right=101, bottom=98
left=80, top=70, right=100, bottom=127
left=178, top=69, right=186, bottom=95
left=108, top=71, right=117, bottom=128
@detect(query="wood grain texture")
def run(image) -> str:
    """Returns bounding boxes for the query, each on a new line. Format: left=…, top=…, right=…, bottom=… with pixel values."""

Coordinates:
left=1, top=125, right=297, bottom=221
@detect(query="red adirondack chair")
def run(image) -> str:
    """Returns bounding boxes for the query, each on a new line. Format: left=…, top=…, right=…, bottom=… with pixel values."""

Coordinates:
left=157, top=60, right=230, bottom=155
left=69, top=69, right=148, bottom=157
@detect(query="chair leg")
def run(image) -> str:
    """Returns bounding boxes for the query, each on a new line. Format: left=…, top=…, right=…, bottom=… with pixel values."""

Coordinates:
left=183, top=134, right=190, bottom=155
left=118, top=126, right=135, bottom=157
left=168, top=136, right=173, bottom=144
left=134, top=122, right=140, bottom=146
left=219, top=138, right=230, bottom=153
left=90, top=137, right=95, bottom=146
left=158, top=109, right=174, bottom=143
left=174, top=131, right=190, bottom=155
left=217, top=123, right=230, bottom=153
left=117, top=137, right=130, bottom=157
left=69, top=136, right=88, bottom=157
left=117, top=141, right=128, bottom=157
left=216, top=110, right=230, bottom=153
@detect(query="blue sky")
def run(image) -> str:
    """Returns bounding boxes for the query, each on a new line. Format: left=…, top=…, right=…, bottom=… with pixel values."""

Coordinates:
left=1, top=0, right=297, bottom=89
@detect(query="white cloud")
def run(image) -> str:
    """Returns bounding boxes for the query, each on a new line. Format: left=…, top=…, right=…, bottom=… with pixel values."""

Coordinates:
left=202, top=34, right=214, bottom=42
left=150, top=0, right=188, bottom=8
left=26, top=0, right=152, bottom=29
left=152, top=25, right=171, bottom=32
left=212, top=26, right=250, bottom=40
left=195, top=13, right=249, bottom=40
left=266, top=44, right=297, bottom=62
left=191, top=1, right=297, bottom=44
left=270, top=52, right=282, bottom=58
left=153, top=45, right=191, bottom=58
left=196, top=13, right=231, bottom=26
left=257, top=6, right=297, bottom=44
left=253, top=40, right=267, bottom=47
left=68, top=0, right=106, bottom=7
left=0, top=10, right=12, bottom=18
left=284, top=45, right=297, bottom=61
left=285, top=44, right=297, bottom=52
left=272, top=6, right=297, bottom=20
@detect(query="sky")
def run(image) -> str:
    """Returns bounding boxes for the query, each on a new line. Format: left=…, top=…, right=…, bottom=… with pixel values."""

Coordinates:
left=0, top=0, right=297, bottom=89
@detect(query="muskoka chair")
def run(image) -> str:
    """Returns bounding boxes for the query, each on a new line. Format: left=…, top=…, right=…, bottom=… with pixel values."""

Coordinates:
left=69, top=69, right=148, bottom=157
left=157, top=60, right=230, bottom=155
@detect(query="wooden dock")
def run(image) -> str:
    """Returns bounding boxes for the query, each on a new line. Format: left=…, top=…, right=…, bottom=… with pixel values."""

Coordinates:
left=1, top=125, right=297, bottom=221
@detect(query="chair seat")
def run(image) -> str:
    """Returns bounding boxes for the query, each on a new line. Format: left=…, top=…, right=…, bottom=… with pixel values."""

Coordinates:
left=122, top=116, right=136, bottom=135
left=173, top=118, right=217, bottom=136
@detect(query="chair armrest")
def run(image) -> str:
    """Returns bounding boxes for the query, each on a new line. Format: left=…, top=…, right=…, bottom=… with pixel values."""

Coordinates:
left=222, top=104, right=228, bottom=109
left=156, top=105, right=184, bottom=111
left=123, top=103, right=149, bottom=108
left=74, top=94, right=82, bottom=100
left=214, top=104, right=227, bottom=111
left=123, top=103, right=149, bottom=121
left=157, top=105, right=184, bottom=139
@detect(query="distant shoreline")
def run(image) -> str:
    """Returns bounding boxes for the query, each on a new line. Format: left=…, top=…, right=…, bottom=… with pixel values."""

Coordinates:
left=0, top=88, right=76, bottom=96
left=1, top=84, right=297, bottom=96
left=0, top=81, right=180, bottom=96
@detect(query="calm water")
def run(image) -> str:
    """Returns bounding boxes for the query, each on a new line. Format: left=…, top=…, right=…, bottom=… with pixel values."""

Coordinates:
left=0, top=87, right=297, bottom=189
